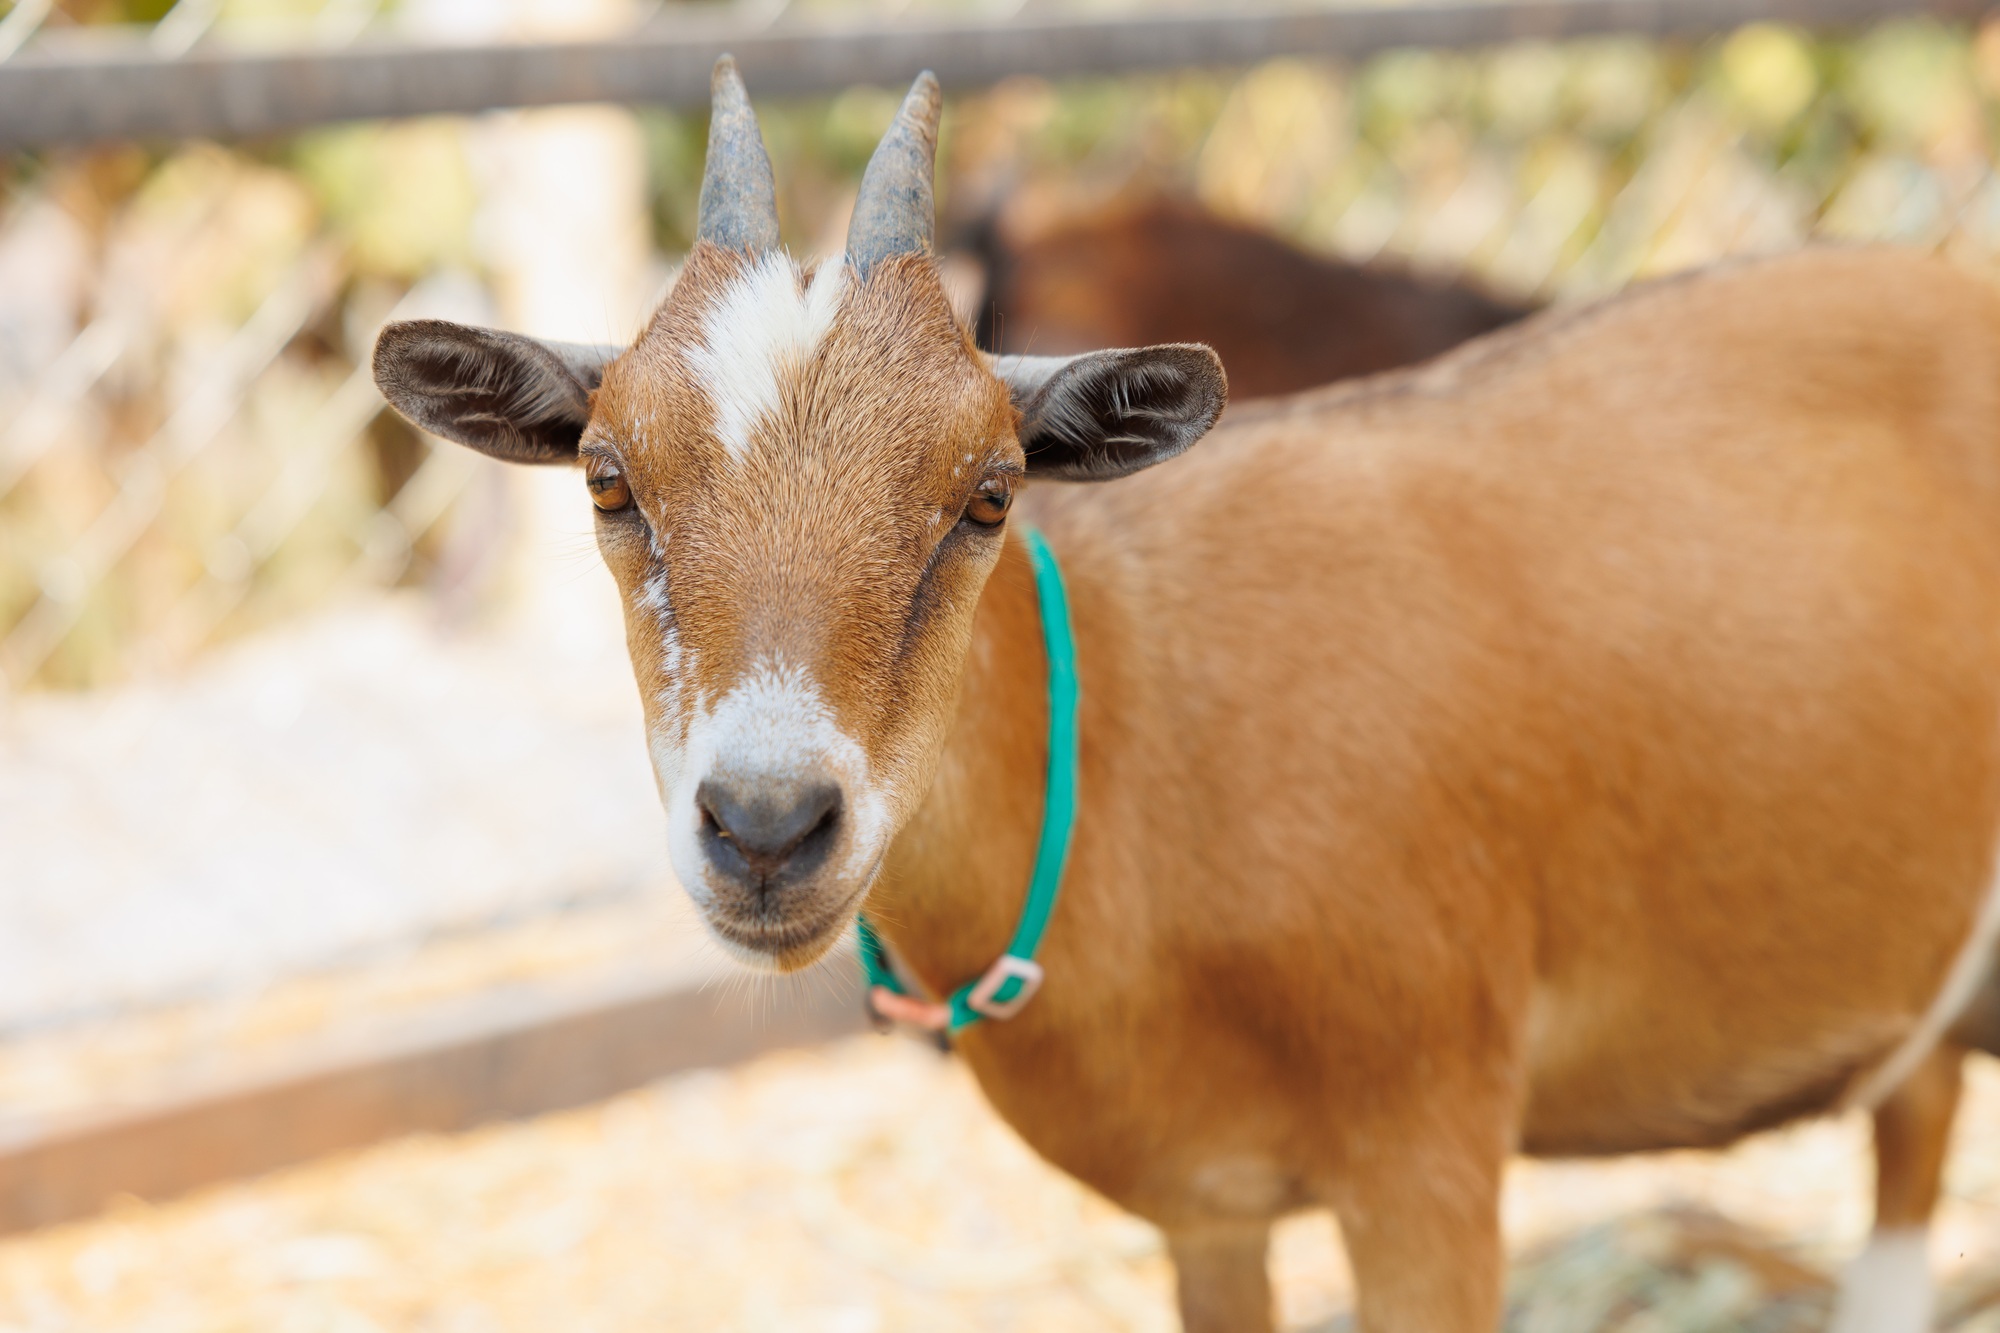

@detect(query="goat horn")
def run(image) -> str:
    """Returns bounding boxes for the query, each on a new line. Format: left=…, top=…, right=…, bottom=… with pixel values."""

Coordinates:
left=695, top=55, right=780, bottom=254
left=846, top=71, right=942, bottom=277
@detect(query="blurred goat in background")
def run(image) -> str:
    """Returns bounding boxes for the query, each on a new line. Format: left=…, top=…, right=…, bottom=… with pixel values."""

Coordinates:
left=958, top=197, right=1531, bottom=399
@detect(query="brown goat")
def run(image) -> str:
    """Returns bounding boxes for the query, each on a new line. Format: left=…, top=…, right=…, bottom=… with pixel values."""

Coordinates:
left=967, top=197, right=1529, bottom=397
left=373, top=64, right=2000, bottom=1332
left=970, top=189, right=1986, bottom=1329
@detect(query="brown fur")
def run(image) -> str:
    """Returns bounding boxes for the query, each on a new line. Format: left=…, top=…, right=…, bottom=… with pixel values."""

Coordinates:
left=598, top=252, right=1014, bottom=787
left=428, top=242, right=2000, bottom=1330
left=871, top=248, right=2000, bottom=1328
left=1874, top=1044, right=1964, bottom=1230
left=972, top=197, right=1530, bottom=398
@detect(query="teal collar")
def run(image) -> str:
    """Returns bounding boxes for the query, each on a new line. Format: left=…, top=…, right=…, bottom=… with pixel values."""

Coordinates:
left=857, top=525, right=1080, bottom=1032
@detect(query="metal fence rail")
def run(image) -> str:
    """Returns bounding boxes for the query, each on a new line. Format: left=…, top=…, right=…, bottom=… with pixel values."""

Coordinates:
left=0, top=0, right=1992, bottom=150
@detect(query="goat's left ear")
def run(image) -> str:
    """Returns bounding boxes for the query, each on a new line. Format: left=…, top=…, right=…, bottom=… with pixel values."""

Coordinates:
left=994, top=345, right=1227, bottom=481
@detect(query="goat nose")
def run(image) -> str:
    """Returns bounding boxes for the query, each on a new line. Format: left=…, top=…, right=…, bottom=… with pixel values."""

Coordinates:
left=696, top=777, right=844, bottom=887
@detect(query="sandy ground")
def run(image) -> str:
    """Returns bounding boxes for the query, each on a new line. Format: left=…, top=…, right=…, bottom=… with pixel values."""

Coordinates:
left=6, top=1033, right=2000, bottom=1332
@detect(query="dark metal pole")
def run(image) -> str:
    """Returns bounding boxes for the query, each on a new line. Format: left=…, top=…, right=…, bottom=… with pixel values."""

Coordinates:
left=1, top=0, right=1989, bottom=151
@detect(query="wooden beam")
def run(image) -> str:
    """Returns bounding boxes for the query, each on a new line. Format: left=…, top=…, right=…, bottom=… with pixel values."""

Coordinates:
left=0, top=962, right=867, bottom=1233
left=1, top=0, right=1989, bottom=151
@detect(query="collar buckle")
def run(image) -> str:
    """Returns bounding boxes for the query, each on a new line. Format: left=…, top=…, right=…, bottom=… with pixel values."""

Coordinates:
left=965, top=954, right=1044, bottom=1021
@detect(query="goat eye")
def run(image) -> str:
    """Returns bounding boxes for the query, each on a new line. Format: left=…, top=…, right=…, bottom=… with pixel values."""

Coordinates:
left=965, top=477, right=1013, bottom=527
left=587, top=462, right=632, bottom=513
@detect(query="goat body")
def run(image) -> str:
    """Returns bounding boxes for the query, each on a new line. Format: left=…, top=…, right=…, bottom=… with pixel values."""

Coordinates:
left=879, top=248, right=2000, bottom=1329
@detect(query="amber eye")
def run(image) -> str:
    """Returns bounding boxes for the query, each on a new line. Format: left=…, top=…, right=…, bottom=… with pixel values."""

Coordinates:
left=587, top=460, right=632, bottom=513
left=965, top=476, right=1013, bottom=527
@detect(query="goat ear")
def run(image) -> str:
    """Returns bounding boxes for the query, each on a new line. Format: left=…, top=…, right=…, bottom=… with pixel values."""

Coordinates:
left=994, top=345, right=1226, bottom=481
left=372, top=319, right=622, bottom=465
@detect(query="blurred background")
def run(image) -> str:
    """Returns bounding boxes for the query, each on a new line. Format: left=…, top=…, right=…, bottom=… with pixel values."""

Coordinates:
left=7, top=0, right=2000, bottom=1328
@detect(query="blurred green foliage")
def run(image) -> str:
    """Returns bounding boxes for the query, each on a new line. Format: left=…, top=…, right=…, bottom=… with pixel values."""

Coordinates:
left=292, top=120, right=477, bottom=280
left=606, top=17, right=2000, bottom=301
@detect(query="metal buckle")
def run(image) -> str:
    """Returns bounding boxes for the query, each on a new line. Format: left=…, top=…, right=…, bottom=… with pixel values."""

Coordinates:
left=965, top=955, right=1044, bottom=1020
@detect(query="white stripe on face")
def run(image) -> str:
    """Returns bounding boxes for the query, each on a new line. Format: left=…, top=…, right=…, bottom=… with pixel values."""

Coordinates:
left=636, top=568, right=671, bottom=618
left=632, top=537, right=695, bottom=757
left=685, top=253, right=848, bottom=461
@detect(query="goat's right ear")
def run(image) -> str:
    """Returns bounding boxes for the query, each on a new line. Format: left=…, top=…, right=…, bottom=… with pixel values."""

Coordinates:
left=371, top=319, right=622, bottom=465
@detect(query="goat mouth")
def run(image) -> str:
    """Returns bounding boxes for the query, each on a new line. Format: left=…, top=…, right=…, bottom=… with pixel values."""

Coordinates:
left=694, top=854, right=883, bottom=973
left=703, top=904, right=851, bottom=973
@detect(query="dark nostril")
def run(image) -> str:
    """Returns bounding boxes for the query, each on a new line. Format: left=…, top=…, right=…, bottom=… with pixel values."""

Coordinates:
left=696, top=778, right=843, bottom=885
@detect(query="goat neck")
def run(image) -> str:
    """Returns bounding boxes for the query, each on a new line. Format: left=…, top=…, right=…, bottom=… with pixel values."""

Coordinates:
left=873, top=526, right=1061, bottom=1008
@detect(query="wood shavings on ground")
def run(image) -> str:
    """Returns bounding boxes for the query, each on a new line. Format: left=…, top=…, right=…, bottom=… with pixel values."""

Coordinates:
left=5, top=1035, right=2000, bottom=1332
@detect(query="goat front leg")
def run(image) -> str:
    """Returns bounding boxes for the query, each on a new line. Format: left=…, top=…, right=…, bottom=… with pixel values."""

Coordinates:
left=1831, top=1041, right=1964, bottom=1333
left=1326, top=1126, right=1507, bottom=1333
left=1167, top=1219, right=1273, bottom=1333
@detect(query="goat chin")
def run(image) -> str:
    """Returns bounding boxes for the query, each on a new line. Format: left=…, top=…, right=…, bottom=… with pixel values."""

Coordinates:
left=701, top=918, right=842, bottom=975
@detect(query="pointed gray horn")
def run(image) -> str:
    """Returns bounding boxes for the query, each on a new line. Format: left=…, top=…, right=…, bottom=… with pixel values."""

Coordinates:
left=695, top=55, right=780, bottom=254
left=846, top=71, right=942, bottom=277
